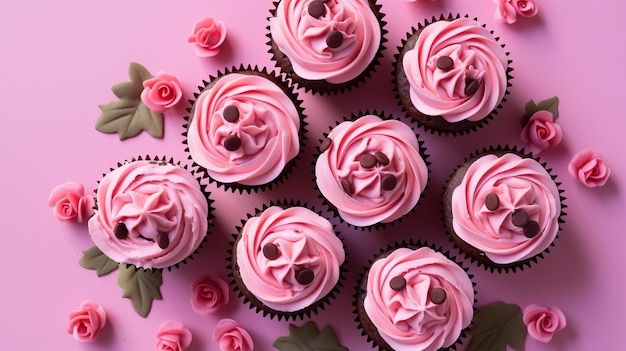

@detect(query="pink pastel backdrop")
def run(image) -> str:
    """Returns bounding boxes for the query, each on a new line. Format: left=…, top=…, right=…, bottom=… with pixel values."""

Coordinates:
left=1, top=0, right=624, bottom=350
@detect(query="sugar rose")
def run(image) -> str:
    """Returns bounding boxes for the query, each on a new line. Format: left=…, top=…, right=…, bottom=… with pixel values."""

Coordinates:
left=48, top=181, right=94, bottom=223
left=523, top=304, right=566, bottom=343
left=521, top=110, right=562, bottom=154
left=493, top=0, right=518, bottom=23
left=568, top=149, right=611, bottom=187
left=213, top=319, right=253, bottom=351
left=66, top=300, right=107, bottom=342
left=155, top=320, right=192, bottom=351
left=513, top=0, right=538, bottom=18
left=188, top=17, right=227, bottom=57
left=190, top=275, right=230, bottom=315
left=141, top=72, right=183, bottom=113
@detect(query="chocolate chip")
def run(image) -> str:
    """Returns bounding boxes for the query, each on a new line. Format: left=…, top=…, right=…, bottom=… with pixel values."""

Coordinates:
left=389, top=276, right=406, bottom=291
left=319, top=138, right=332, bottom=153
left=429, top=287, right=447, bottom=304
left=359, top=153, right=377, bottom=169
left=326, top=30, right=343, bottom=49
left=157, top=232, right=169, bottom=249
left=223, top=105, right=240, bottom=123
left=262, top=243, right=279, bottom=260
left=340, top=177, right=354, bottom=195
left=296, top=268, right=315, bottom=285
left=307, top=0, right=326, bottom=18
left=436, top=56, right=454, bottom=71
left=485, top=193, right=500, bottom=211
left=114, top=222, right=128, bottom=239
left=511, top=209, right=529, bottom=227
left=374, top=151, right=389, bottom=166
left=381, top=174, right=397, bottom=191
left=464, top=79, right=480, bottom=96
left=223, top=135, right=241, bottom=151
left=524, top=220, right=540, bottom=238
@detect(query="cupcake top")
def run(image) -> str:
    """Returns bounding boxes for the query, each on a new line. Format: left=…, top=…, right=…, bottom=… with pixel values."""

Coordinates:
left=363, top=246, right=474, bottom=351
left=235, top=205, right=345, bottom=312
left=88, top=160, right=209, bottom=269
left=450, top=152, right=561, bottom=264
left=269, top=0, right=382, bottom=84
left=186, top=70, right=301, bottom=187
left=402, top=17, right=508, bottom=123
left=315, top=114, right=428, bottom=227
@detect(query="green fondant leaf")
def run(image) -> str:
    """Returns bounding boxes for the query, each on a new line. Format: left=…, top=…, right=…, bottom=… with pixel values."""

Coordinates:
left=95, top=62, right=163, bottom=140
left=467, top=301, right=526, bottom=351
left=117, top=265, right=163, bottom=318
left=79, top=245, right=119, bottom=276
left=273, top=321, right=347, bottom=351
left=522, top=96, right=559, bottom=125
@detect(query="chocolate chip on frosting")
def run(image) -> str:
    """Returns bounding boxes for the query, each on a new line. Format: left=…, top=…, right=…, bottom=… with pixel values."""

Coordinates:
left=340, top=177, right=354, bottom=195
left=262, top=242, right=279, bottom=260
left=381, top=174, right=397, bottom=191
left=464, top=79, right=480, bottom=96
left=223, top=135, right=242, bottom=151
left=389, top=276, right=406, bottom=291
left=374, top=151, right=389, bottom=166
left=523, top=220, right=540, bottom=238
left=511, top=209, right=529, bottom=227
left=223, top=105, right=240, bottom=123
left=157, top=232, right=169, bottom=249
left=429, top=287, right=447, bottom=304
left=485, top=193, right=500, bottom=211
left=319, top=138, right=332, bottom=153
left=296, top=268, right=315, bottom=285
left=307, top=0, right=326, bottom=18
left=114, top=222, right=128, bottom=239
left=326, top=30, right=343, bottom=49
left=359, top=153, right=377, bottom=169
left=436, top=56, right=454, bottom=71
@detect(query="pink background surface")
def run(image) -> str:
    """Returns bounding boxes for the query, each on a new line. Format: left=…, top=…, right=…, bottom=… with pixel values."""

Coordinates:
left=1, top=0, right=624, bottom=350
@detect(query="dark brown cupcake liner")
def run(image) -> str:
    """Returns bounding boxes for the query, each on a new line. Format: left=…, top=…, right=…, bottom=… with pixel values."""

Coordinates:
left=226, top=198, right=347, bottom=321
left=353, top=239, right=477, bottom=351
left=312, top=109, right=431, bottom=231
left=267, top=0, right=387, bottom=95
left=392, top=13, right=514, bottom=136
left=441, top=145, right=567, bottom=273
left=182, top=64, right=308, bottom=194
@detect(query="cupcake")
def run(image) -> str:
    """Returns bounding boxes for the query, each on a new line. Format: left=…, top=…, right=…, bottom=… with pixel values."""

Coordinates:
left=184, top=65, right=306, bottom=193
left=442, top=146, right=565, bottom=272
left=87, top=156, right=211, bottom=270
left=393, top=14, right=512, bottom=135
left=229, top=200, right=346, bottom=320
left=314, top=112, right=429, bottom=229
left=267, top=0, right=387, bottom=94
left=355, top=241, right=475, bottom=351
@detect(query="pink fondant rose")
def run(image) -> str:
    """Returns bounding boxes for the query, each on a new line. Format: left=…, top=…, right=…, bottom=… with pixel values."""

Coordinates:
left=523, top=304, right=566, bottom=343
left=568, top=149, right=611, bottom=187
left=48, top=181, right=94, bottom=223
left=521, top=110, right=562, bottom=154
left=155, top=320, right=192, bottom=351
left=513, top=0, right=539, bottom=18
left=213, top=319, right=253, bottom=351
left=188, top=17, right=226, bottom=57
left=190, top=275, right=230, bottom=315
left=66, top=300, right=106, bottom=342
left=141, top=72, right=183, bottom=113
left=494, top=0, right=518, bottom=23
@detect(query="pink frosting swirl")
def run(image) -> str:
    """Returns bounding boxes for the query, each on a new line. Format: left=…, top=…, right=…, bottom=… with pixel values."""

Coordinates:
left=269, top=0, right=381, bottom=83
left=315, top=115, right=428, bottom=226
left=567, top=149, right=610, bottom=187
left=190, top=275, right=230, bottom=315
left=402, top=18, right=508, bottom=123
left=236, top=206, right=345, bottom=312
left=88, top=160, right=208, bottom=269
left=522, top=304, right=567, bottom=343
left=66, top=300, right=107, bottom=342
left=451, top=153, right=561, bottom=264
left=187, top=73, right=301, bottom=186
left=48, top=181, right=94, bottom=223
left=363, top=247, right=474, bottom=351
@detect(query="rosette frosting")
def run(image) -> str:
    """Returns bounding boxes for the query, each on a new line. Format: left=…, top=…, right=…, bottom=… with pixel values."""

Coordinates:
left=451, top=153, right=561, bottom=264
left=269, top=0, right=381, bottom=83
left=236, top=206, right=345, bottom=312
left=363, top=247, right=474, bottom=351
left=315, top=115, right=428, bottom=226
left=402, top=17, right=508, bottom=122
left=187, top=73, right=301, bottom=186
left=88, top=160, right=208, bottom=269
